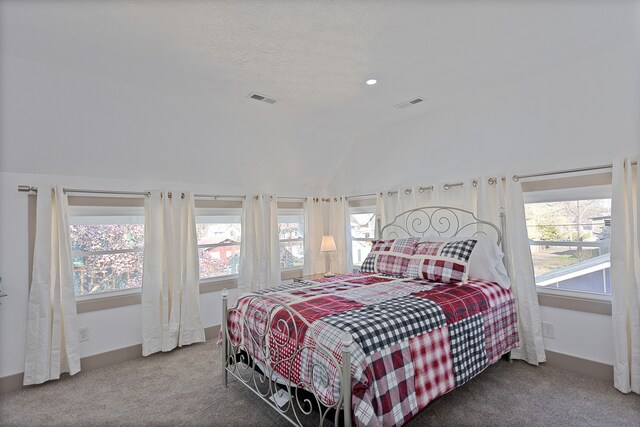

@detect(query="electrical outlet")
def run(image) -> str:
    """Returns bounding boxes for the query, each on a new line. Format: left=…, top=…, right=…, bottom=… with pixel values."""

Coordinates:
left=542, top=322, right=555, bottom=339
left=79, top=327, right=90, bottom=342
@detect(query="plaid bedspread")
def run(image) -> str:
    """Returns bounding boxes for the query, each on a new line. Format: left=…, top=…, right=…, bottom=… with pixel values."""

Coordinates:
left=227, top=273, right=518, bottom=426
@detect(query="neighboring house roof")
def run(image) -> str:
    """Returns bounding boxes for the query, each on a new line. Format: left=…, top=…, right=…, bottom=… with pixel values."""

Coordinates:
left=536, top=253, right=610, bottom=287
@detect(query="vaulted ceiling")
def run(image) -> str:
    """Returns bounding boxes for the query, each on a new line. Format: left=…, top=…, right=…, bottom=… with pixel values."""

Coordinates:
left=1, top=1, right=637, bottom=193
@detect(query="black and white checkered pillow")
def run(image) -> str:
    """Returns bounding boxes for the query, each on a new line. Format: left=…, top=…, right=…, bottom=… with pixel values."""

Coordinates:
left=440, top=239, right=477, bottom=262
left=360, top=252, right=377, bottom=273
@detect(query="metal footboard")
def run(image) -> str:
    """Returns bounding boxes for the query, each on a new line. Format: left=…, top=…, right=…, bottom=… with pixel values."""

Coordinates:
left=221, top=289, right=354, bottom=427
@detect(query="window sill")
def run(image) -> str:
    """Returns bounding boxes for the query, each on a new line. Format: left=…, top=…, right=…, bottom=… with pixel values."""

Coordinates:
left=537, top=289, right=612, bottom=315
left=281, top=268, right=303, bottom=281
left=76, top=276, right=241, bottom=313
left=76, top=289, right=142, bottom=313
left=75, top=270, right=305, bottom=312
left=200, top=277, right=238, bottom=293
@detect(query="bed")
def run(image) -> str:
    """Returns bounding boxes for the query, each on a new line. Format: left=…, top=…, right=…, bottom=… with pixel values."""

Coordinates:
left=220, top=206, right=519, bottom=426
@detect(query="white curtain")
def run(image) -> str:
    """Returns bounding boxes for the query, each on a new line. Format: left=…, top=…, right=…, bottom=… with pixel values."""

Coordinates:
left=303, top=197, right=325, bottom=276
left=376, top=188, right=415, bottom=230
left=24, top=186, right=80, bottom=385
left=611, top=158, right=639, bottom=394
left=238, top=194, right=281, bottom=292
left=500, top=177, right=546, bottom=365
left=328, top=196, right=352, bottom=274
left=142, top=191, right=204, bottom=356
left=374, top=176, right=546, bottom=365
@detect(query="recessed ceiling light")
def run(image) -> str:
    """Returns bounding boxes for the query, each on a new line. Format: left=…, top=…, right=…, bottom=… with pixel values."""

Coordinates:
left=366, top=78, right=378, bottom=85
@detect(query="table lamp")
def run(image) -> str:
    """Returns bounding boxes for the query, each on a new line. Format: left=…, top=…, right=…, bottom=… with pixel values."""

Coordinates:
left=320, top=235, right=337, bottom=277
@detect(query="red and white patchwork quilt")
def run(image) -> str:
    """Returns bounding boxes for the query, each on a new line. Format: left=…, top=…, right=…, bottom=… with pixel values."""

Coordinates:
left=227, top=273, right=518, bottom=427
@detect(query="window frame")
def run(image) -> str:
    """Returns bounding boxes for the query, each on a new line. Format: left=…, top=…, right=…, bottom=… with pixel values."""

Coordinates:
left=195, top=200, right=243, bottom=292
left=68, top=201, right=146, bottom=300
left=522, top=173, right=613, bottom=301
left=348, top=200, right=377, bottom=271
left=277, top=206, right=305, bottom=272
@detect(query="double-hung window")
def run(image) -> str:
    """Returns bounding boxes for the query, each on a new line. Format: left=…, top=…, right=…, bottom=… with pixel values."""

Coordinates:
left=522, top=174, right=612, bottom=297
left=195, top=206, right=242, bottom=282
left=278, top=208, right=304, bottom=270
left=349, top=204, right=377, bottom=268
left=69, top=203, right=145, bottom=298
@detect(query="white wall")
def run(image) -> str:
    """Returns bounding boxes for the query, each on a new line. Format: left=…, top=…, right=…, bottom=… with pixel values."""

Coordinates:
left=329, top=43, right=640, bottom=194
left=0, top=171, right=244, bottom=378
left=540, top=306, right=614, bottom=365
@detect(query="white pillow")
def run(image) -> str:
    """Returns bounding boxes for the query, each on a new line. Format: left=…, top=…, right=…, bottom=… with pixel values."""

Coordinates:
left=424, top=235, right=511, bottom=289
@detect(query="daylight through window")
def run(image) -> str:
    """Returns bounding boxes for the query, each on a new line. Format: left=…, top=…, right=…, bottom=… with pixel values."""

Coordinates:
left=524, top=198, right=611, bottom=296
left=278, top=211, right=304, bottom=269
left=70, top=215, right=144, bottom=297
left=196, top=214, right=242, bottom=280
left=350, top=210, right=376, bottom=268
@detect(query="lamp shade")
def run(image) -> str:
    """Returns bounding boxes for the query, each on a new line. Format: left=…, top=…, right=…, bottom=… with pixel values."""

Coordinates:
left=320, top=235, right=337, bottom=252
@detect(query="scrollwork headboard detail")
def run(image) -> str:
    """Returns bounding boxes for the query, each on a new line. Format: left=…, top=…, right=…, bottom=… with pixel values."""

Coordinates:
left=379, top=206, right=502, bottom=246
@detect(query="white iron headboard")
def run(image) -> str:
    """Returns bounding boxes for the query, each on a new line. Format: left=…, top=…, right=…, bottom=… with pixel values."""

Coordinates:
left=379, top=206, right=502, bottom=246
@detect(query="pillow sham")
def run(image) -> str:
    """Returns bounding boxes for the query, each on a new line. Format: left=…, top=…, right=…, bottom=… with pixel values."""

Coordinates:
left=425, top=235, right=511, bottom=289
left=360, top=237, right=419, bottom=276
left=406, top=239, right=477, bottom=284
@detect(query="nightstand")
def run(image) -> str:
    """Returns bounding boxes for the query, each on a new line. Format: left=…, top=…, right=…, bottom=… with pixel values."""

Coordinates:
left=293, top=273, right=327, bottom=282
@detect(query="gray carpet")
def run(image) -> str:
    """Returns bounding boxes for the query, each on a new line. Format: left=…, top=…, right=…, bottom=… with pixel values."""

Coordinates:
left=1, top=340, right=638, bottom=426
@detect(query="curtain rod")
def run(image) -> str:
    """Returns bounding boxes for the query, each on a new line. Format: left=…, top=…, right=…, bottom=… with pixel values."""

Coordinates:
left=18, top=186, right=246, bottom=200
left=277, top=196, right=306, bottom=201
left=346, top=193, right=377, bottom=200
left=512, top=161, right=637, bottom=181
left=18, top=186, right=150, bottom=197
left=512, top=163, right=614, bottom=181
left=194, top=193, right=246, bottom=200
left=382, top=181, right=476, bottom=197
left=347, top=160, right=638, bottom=198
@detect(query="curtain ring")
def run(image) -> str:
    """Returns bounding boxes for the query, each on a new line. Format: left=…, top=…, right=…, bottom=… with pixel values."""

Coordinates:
left=512, top=175, right=520, bottom=182
left=488, top=177, right=496, bottom=185
left=387, top=191, right=393, bottom=197
left=443, top=184, right=451, bottom=190
left=379, top=192, right=383, bottom=198
left=404, top=189, right=411, bottom=195
left=181, top=192, right=185, bottom=199
left=472, top=180, right=478, bottom=187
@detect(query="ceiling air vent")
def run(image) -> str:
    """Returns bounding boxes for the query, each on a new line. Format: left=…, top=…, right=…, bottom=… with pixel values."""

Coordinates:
left=395, top=97, right=425, bottom=109
left=248, top=92, right=277, bottom=104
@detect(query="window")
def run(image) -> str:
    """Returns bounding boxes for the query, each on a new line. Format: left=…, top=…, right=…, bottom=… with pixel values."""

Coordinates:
left=524, top=198, right=611, bottom=296
left=278, top=210, right=304, bottom=269
left=350, top=208, right=376, bottom=268
left=196, top=212, right=241, bottom=281
left=70, top=214, right=144, bottom=297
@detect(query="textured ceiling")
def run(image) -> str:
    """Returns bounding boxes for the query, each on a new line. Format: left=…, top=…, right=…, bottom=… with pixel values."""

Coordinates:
left=1, top=1, right=638, bottom=191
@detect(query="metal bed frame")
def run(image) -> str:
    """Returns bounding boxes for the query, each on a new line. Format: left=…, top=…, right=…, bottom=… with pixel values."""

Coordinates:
left=221, top=206, right=505, bottom=427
